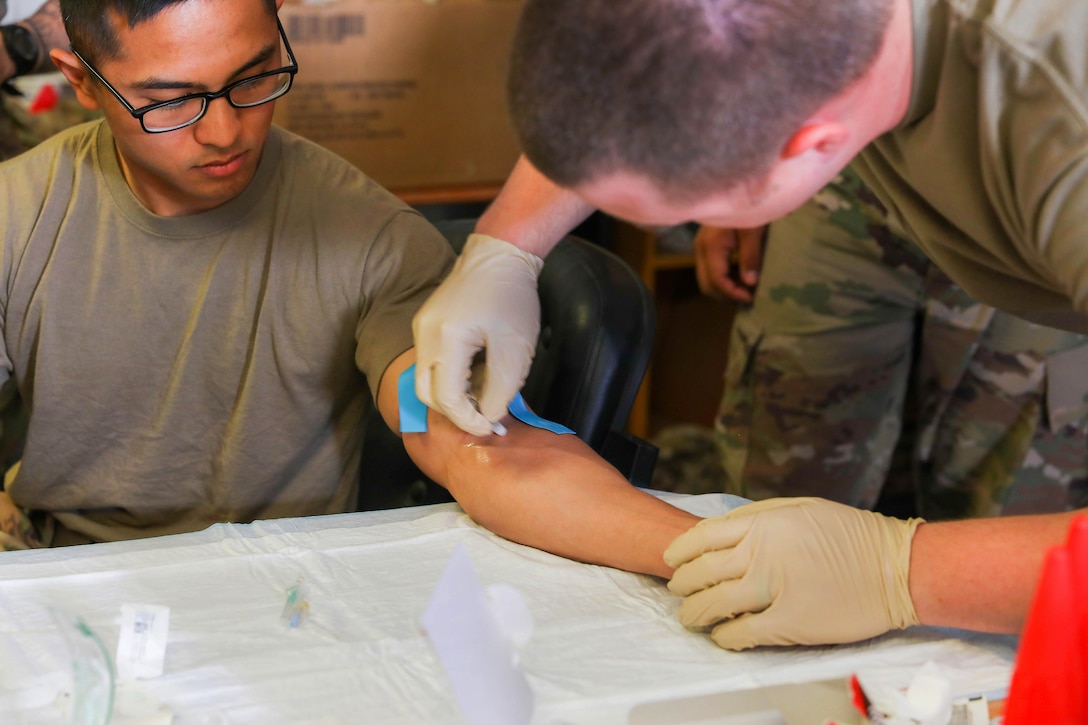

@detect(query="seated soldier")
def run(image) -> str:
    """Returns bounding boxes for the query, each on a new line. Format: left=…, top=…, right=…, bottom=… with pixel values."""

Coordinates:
left=0, top=0, right=698, bottom=583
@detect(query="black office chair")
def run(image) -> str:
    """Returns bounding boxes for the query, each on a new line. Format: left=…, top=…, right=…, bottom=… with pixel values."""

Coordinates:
left=357, top=218, right=659, bottom=511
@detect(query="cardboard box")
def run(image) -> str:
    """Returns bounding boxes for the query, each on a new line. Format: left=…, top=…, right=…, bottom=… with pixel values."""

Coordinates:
left=274, top=0, right=525, bottom=193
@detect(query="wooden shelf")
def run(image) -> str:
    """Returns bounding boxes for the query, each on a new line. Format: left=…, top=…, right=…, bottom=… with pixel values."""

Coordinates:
left=393, top=183, right=504, bottom=207
left=650, top=252, right=697, bottom=272
left=612, top=223, right=693, bottom=439
left=612, top=222, right=732, bottom=441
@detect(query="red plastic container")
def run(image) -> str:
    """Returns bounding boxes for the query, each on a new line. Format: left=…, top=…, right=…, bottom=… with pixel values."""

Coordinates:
left=1004, top=516, right=1088, bottom=723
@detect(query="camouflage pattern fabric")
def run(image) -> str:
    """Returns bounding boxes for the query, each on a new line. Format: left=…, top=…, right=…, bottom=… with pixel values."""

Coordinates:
left=0, top=473, right=49, bottom=551
left=650, top=424, right=729, bottom=497
left=716, top=166, right=1088, bottom=519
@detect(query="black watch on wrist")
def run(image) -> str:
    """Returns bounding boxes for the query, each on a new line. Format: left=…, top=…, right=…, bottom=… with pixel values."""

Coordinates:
left=1, top=24, right=40, bottom=78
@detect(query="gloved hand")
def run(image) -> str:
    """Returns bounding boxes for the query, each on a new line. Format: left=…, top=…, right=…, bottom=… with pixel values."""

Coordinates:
left=665, top=497, right=923, bottom=650
left=413, top=233, right=545, bottom=436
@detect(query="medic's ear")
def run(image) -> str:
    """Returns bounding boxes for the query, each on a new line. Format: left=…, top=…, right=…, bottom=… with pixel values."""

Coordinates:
left=781, top=122, right=849, bottom=160
left=50, top=48, right=103, bottom=111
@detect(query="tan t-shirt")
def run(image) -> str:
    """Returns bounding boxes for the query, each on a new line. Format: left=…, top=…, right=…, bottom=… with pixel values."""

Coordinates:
left=853, top=0, right=1088, bottom=332
left=0, top=121, right=454, bottom=542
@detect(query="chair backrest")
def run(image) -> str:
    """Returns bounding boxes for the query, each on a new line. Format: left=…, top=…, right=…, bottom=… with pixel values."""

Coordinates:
left=357, top=218, right=658, bottom=511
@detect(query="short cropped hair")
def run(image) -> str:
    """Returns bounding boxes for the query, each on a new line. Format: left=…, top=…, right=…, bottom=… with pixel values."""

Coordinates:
left=509, top=0, right=893, bottom=201
left=59, top=0, right=278, bottom=65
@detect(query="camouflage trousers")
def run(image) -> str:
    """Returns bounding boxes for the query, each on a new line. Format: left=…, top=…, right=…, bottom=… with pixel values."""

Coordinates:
left=718, top=167, right=1088, bottom=519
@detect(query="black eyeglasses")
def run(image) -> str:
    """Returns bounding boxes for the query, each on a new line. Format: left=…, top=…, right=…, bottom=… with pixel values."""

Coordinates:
left=71, top=18, right=298, bottom=134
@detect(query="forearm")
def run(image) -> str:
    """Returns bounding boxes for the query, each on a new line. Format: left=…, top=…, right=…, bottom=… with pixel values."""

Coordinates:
left=477, top=155, right=596, bottom=258
left=23, top=1, right=65, bottom=73
left=2, top=1, right=66, bottom=81
left=908, top=509, right=1083, bottom=632
left=407, top=414, right=698, bottom=578
left=454, top=439, right=699, bottom=578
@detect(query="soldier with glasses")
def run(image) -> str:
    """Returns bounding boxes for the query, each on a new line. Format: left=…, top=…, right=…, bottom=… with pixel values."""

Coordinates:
left=0, top=0, right=699, bottom=607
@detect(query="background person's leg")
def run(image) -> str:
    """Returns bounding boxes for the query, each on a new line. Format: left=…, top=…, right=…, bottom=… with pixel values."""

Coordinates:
left=915, top=272, right=1088, bottom=518
left=717, top=168, right=927, bottom=508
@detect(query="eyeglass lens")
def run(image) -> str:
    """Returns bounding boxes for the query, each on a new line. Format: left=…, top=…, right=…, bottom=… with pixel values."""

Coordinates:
left=141, top=71, right=294, bottom=132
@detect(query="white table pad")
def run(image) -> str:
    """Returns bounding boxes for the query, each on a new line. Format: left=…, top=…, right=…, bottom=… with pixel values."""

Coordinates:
left=0, top=493, right=1016, bottom=724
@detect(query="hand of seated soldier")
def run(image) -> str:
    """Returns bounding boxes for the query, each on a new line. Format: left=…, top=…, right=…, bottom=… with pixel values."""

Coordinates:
left=665, top=497, right=923, bottom=650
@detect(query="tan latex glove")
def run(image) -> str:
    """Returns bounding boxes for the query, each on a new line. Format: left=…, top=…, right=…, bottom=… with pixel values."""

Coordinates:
left=413, top=233, right=545, bottom=436
left=665, top=497, right=923, bottom=650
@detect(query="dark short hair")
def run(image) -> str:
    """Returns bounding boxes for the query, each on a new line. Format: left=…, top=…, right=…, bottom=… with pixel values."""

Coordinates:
left=59, top=0, right=278, bottom=65
left=509, top=0, right=893, bottom=201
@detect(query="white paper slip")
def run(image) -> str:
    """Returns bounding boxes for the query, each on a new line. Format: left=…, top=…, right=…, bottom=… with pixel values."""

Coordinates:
left=421, top=543, right=534, bottom=725
left=115, top=604, right=170, bottom=681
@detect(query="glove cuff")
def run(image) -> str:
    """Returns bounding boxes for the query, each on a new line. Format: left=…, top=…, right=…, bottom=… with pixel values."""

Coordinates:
left=464, top=233, right=546, bottom=276
left=885, top=515, right=925, bottom=630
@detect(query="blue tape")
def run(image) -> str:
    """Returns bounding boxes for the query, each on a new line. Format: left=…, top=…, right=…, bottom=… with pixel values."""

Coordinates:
left=398, top=363, right=429, bottom=433
left=507, top=394, right=575, bottom=435
left=398, top=362, right=575, bottom=436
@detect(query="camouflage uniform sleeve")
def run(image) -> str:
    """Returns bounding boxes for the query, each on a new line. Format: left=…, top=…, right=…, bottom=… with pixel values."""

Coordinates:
left=0, top=485, right=43, bottom=551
